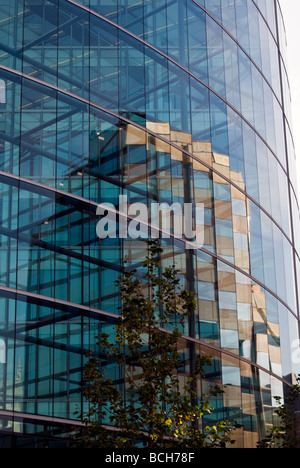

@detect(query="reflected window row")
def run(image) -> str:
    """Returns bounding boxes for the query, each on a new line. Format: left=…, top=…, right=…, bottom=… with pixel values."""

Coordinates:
left=0, top=131, right=298, bottom=315
left=0, top=170, right=299, bottom=376
left=74, top=0, right=281, bottom=101
left=0, top=68, right=298, bottom=313
left=0, top=0, right=289, bottom=170
left=0, top=291, right=297, bottom=447
left=0, top=290, right=295, bottom=447
left=0, top=68, right=295, bottom=247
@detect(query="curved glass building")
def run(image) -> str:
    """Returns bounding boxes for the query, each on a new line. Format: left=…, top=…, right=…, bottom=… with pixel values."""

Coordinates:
left=0, top=0, right=299, bottom=448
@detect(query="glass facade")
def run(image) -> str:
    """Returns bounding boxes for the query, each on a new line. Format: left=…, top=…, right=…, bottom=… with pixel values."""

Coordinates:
left=0, top=0, right=299, bottom=448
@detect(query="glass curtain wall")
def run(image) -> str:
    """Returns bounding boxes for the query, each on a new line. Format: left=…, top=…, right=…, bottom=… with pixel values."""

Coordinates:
left=0, top=0, right=299, bottom=448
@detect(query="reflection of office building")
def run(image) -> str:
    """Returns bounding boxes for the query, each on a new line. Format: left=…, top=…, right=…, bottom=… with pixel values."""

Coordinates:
left=0, top=0, right=299, bottom=448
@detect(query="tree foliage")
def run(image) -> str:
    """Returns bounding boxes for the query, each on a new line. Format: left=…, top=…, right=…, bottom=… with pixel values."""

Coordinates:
left=257, top=378, right=300, bottom=449
left=74, top=241, right=236, bottom=448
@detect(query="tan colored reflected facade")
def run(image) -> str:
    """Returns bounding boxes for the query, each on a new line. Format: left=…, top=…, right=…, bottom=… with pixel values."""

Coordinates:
left=119, top=121, right=290, bottom=447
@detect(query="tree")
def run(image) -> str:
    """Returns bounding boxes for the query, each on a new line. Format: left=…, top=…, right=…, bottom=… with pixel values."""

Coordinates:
left=74, top=241, right=237, bottom=448
left=257, top=378, right=300, bottom=449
